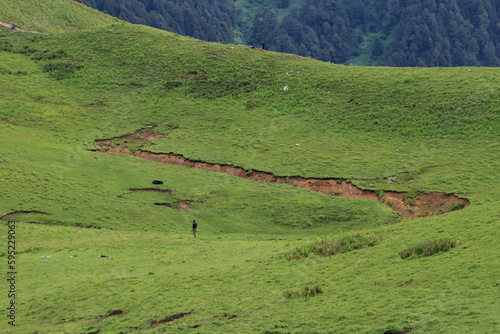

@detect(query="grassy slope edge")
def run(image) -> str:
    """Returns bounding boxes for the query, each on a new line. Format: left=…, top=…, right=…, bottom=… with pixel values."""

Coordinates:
left=0, top=0, right=118, bottom=33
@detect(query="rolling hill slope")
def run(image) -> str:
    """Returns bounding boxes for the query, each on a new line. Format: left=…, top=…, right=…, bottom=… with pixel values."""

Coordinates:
left=0, top=1, right=499, bottom=333
left=0, top=0, right=118, bottom=33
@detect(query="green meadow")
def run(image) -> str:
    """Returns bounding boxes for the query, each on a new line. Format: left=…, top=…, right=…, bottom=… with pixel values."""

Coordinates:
left=0, top=1, right=499, bottom=333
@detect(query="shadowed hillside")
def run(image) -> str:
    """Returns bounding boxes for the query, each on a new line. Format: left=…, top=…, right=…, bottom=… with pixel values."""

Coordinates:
left=81, top=0, right=500, bottom=66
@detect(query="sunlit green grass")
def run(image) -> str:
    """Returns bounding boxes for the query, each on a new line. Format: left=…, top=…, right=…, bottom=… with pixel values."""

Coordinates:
left=8, top=201, right=499, bottom=333
left=0, top=122, right=396, bottom=236
left=0, top=0, right=118, bottom=33
left=2, top=23, right=498, bottom=200
left=0, top=4, right=499, bottom=333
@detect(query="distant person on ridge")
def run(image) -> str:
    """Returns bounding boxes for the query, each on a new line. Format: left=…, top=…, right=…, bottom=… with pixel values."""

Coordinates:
left=192, top=220, right=198, bottom=238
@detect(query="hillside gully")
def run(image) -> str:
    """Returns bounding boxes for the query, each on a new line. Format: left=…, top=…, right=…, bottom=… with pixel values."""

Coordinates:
left=93, top=126, right=469, bottom=219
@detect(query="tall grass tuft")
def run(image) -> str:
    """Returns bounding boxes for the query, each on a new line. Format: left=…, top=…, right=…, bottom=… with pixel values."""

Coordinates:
left=399, top=237, right=457, bottom=259
left=284, top=233, right=382, bottom=260
left=43, top=61, right=84, bottom=80
left=284, top=285, right=323, bottom=299
left=402, top=190, right=421, bottom=205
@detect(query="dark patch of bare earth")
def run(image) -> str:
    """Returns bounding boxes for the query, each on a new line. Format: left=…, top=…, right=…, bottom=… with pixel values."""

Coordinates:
left=129, top=188, right=172, bottom=193
left=1, top=210, right=48, bottom=220
left=150, top=310, right=194, bottom=327
left=104, top=310, right=124, bottom=317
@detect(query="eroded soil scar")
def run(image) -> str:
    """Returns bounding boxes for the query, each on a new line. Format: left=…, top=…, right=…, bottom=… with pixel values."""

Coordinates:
left=104, top=310, right=124, bottom=317
left=154, top=200, right=193, bottom=208
left=1, top=210, right=48, bottom=220
left=150, top=310, right=194, bottom=327
left=94, top=126, right=469, bottom=219
left=129, top=188, right=172, bottom=194
left=94, top=124, right=174, bottom=147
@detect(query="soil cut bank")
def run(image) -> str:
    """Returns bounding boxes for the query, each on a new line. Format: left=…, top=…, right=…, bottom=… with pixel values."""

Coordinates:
left=94, top=126, right=469, bottom=219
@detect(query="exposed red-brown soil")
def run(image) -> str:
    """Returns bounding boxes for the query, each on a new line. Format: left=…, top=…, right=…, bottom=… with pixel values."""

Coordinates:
left=94, top=127, right=469, bottom=219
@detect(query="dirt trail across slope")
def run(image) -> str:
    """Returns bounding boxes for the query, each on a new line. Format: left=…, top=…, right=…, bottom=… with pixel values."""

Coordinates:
left=0, top=21, right=37, bottom=33
left=1, top=210, right=48, bottom=219
left=94, top=126, right=469, bottom=219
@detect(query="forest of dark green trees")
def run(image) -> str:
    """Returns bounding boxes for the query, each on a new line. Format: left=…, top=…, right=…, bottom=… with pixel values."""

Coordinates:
left=82, top=0, right=500, bottom=67
left=82, top=0, right=236, bottom=43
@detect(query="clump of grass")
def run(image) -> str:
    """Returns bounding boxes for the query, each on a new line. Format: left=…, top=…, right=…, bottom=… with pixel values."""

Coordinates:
left=245, top=100, right=260, bottom=109
left=284, top=285, right=323, bottom=299
left=163, top=81, right=183, bottom=90
left=284, top=233, right=382, bottom=260
left=12, top=45, right=38, bottom=55
left=43, top=61, right=84, bottom=80
left=0, top=40, right=13, bottom=51
left=402, top=190, right=422, bottom=205
left=451, top=202, right=464, bottom=211
left=17, top=246, right=42, bottom=254
left=399, top=236, right=457, bottom=259
left=31, top=49, right=67, bottom=61
left=0, top=67, right=12, bottom=75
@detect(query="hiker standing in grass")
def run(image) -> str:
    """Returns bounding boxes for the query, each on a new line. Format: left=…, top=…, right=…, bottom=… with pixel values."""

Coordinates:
left=192, top=220, right=198, bottom=238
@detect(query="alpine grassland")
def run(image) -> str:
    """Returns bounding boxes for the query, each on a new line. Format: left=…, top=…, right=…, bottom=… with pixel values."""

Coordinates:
left=0, top=1, right=499, bottom=333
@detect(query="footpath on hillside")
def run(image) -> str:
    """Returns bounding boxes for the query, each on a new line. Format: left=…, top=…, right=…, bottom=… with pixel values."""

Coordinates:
left=0, top=21, right=37, bottom=33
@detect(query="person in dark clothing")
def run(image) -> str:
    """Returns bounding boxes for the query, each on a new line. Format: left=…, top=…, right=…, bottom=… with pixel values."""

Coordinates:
left=192, top=220, right=198, bottom=238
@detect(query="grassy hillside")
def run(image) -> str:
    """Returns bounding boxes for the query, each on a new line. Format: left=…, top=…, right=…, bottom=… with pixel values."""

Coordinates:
left=0, top=2, right=499, bottom=333
left=0, top=0, right=118, bottom=33
left=15, top=204, right=499, bottom=334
